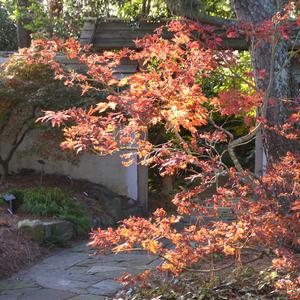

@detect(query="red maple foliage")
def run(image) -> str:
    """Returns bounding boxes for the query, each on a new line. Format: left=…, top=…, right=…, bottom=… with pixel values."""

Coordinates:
left=22, top=10, right=300, bottom=298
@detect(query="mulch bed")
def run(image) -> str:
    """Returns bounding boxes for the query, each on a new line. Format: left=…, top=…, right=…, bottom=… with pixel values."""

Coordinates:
left=0, top=173, right=96, bottom=195
left=0, top=207, right=41, bottom=280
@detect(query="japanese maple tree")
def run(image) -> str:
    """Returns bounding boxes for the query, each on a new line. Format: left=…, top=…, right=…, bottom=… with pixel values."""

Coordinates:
left=23, top=4, right=300, bottom=297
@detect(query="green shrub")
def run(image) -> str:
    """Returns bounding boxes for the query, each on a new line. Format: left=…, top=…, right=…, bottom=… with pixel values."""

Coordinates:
left=0, top=4, right=17, bottom=51
left=12, top=187, right=90, bottom=236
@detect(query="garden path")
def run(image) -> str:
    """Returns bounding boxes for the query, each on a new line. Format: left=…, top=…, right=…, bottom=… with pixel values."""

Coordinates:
left=0, top=243, right=159, bottom=300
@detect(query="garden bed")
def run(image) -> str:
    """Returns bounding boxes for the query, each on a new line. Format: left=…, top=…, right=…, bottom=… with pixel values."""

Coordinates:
left=0, top=207, right=41, bottom=280
left=0, top=173, right=142, bottom=279
left=0, top=173, right=141, bottom=226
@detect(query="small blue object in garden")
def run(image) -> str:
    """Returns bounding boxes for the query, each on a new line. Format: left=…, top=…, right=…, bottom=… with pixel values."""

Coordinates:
left=2, top=193, right=16, bottom=215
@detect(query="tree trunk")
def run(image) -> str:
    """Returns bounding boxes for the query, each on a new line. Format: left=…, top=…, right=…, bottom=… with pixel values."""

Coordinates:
left=16, top=0, right=32, bottom=48
left=0, top=159, right=9, bottom=183
left=165, top=0, right=202, bottom=18
left=17, top=21, right=31, bottom=48
left=161, top=175, right=173, bottom=194
left=230, top=0, right=300, bottom=167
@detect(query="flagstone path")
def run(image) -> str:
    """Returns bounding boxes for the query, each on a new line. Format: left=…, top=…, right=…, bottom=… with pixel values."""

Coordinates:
left=0, top=243, right=159, bottom=300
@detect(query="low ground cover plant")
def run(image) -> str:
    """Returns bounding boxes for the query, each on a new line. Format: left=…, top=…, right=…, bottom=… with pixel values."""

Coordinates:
left=10, top=187, right=90, bottom=236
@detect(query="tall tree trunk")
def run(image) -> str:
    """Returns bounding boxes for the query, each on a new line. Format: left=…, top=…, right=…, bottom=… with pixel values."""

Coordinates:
left=161, top=175, right=173, bottom=194
left=16, top=0, right=32, bottom=48
left=17, top=21, right=31, bottom=48
left=0, top=158, right=9, bottom=183
left=230, top=0, right=300, bottom=167
left=165, top=0, right=202, bottom=18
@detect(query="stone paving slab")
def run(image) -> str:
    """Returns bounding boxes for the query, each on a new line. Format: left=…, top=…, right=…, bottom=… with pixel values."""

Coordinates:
left=0, top=243, right=158, bottom=299
left=69, top=295, right=106, bottom=300
left=0, top=295, right=21, bottom=300
left=88, top=280, right=122, bottom=296
left=87, top=265, right=127, bottom=274
left=0, top=279, right=38, bottom=291
left=18, top=288, right=75, bottom=300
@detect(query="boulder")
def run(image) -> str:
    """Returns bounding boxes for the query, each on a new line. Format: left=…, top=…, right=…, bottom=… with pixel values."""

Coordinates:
left=92, top=213, right=115, bottom=228
left=43, top=220, right=74, bottom=242
left=18, top=220, right=44, bottom=243
left=217, top=207, right=236, bottom=221
left=104, top=197, right=122, bottom=220
left=18, top=219, right=74, bottom=244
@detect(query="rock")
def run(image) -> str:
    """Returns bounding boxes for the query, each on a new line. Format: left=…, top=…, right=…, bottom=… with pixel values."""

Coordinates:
left=103, top=197, right=122, bottom=220
left=18, top=219, right=74, bottom=244
left=122, top=206, right=144, bottom=219
left=20, top=288, right=75, bottom=300
left=92, top=213, right=115, bottom=228
left=217, top=207, right=236, bottom=221
left=18, top=220, right=44, bottom=243
left=80, top=181, right=143, bottom=227
left=43, top=220, right=74, bottom=242
left=0, top=279, right=38, bottom=291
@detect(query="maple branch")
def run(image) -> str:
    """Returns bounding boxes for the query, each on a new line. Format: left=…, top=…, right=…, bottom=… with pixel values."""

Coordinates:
left=186, top=251, right=266, bottom=273
left=209, top=115, right=244, bottom=172
left=228, top=123, right=262, bottom=172
left=173, top=129, right=193, bottom=155
left=209, top=26, right=278, bottom=173
left=208, top=116, right=234, bottom=141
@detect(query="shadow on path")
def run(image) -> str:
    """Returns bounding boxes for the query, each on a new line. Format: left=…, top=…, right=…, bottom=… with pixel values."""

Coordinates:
left=0, top=243, right=159, bottom=300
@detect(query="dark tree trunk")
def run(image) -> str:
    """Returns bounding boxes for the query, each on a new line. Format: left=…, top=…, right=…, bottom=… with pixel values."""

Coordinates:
left=16, top=0, right=32, bottom=48
left=0, top=159, right=9, bottom=183
left=17, top=21, right=31, bottom=48
left=165, top=0, right=202, bottom=18
left=161, top=175, right=174, bottom=194
left=230, top=0, right=300, bottom=166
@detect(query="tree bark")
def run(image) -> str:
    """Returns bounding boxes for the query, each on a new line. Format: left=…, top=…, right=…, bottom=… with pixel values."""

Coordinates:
left=230, top=0, right=299, bottom=166
left=161, top=175, right=173, bottom=194
left=165, top=0, right=235, bottom=26
left=0, top=158, right=9, bottom=183
left=16, top=0, right=32, bottom=48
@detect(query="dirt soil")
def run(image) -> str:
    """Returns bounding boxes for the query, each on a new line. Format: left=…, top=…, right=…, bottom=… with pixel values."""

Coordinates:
left=0, top=173, right=104, bottom=196
left=0, top=207, right=41, bottom=280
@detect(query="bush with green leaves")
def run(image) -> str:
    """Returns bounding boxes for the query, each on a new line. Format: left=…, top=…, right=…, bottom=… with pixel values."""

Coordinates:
left=12, top=187, right=90, bottom=236
left=0, top=54, right=97, bottom=177
left=0, top=4, right=17, bottom=51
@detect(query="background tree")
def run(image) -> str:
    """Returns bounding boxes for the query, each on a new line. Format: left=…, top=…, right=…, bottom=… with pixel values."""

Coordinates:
left=0, top=3, right=17, bottom=51
left=0, top=54, right=94, bottom=179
